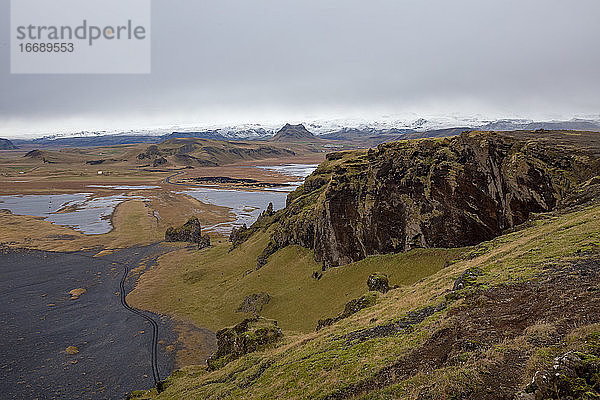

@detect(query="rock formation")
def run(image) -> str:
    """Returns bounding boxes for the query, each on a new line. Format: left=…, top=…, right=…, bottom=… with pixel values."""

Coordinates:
left=522, top=350, right=600, bottom=399
left=165, top=217, right=210, bottom=247
left=137, top=138, right=295, bottom=167
left=207, top=317, right=282, bottom=370
left=316, top=292, right=378, bottom=331
left=256, top=131, right=600, bottom=267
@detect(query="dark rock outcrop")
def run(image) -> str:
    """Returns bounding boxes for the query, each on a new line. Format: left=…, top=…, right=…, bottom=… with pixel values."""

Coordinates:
left=236, top=292, right=271, bottom=316
left=152, top=157, right=167, bottom=167
left=257, top=131, right=600, bottom=268
left=342, top=302, right=447, bottom=343
left=24, top=149, right=54, bottom=163
left=0, top=138, right=17, bottom=150
left=367, top=273, right=389, bottom=293
left=207, top=317, right=282, bottom=370
left=165, top=217, right=210, bottom=247
left=445, top=267, right=483, bottom=301
left=86, top=159, right=105, bottom=165
left=523, top=351, right=600, bottom=399
left=229, top=224, right=249, bottom=248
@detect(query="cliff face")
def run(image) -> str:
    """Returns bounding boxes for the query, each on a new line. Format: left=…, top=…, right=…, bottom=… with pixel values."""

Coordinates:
left=261, top=131, right=600, bottom=267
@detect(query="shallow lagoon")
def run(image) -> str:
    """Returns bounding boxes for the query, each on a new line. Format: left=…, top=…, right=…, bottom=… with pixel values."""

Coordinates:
left=0, top=193, right=143, bottom=234
left=87, top=185, right=160, bottom=190
left=256, top=163, right=318, bottom=179
left=183, top=164, right=318, bottom=234
left=181, top=188, right=288, bottom=234
left=0, top=164, right=320, bottom=236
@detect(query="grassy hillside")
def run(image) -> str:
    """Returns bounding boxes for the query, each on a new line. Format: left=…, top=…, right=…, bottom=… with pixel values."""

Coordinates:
left=0, top=137, right=326, bottom=177
left=131, top=194, right=600, bottom=399
left=133, top=137, right=328, bottom=168
left=127, top=231, right=463, bottom=334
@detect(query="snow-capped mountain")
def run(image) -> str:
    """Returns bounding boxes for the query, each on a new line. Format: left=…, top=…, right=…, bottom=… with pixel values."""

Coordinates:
left=12, top=116, right=600, bottom=146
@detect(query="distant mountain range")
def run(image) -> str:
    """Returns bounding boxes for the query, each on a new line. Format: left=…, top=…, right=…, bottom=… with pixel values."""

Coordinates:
left=0, top=138, right=16, bottom=149
left=477, top=119, right=600, bottom=132
left=4, top=118, right=600, bottom=148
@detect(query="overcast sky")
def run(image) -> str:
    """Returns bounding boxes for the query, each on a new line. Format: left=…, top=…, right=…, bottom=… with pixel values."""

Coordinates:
left=1, top=0, right=600, bottom=138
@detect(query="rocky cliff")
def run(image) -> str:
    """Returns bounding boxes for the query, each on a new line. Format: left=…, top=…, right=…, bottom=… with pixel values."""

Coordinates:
left=255, top=131, right=600, bottom=267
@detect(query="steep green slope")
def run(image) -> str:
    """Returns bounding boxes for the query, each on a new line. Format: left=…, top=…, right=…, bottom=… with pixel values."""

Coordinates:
left=128, top=229, right=463, bottom=334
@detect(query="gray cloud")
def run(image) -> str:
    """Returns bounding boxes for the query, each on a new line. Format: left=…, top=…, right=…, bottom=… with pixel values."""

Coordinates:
left=1, top=0, right=600, bottom=137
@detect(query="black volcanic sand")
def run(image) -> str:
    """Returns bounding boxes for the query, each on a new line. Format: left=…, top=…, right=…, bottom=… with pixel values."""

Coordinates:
left=0, top=244, right=179, bottom=400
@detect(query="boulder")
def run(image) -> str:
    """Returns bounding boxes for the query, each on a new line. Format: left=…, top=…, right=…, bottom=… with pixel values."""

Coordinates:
left=523, top=350, right=600, bottom=399
left=367, top=273, right=390, bottom=293
left=207, top=317, right=282, bottom=370
left=452, top=268, right=481, bottom=291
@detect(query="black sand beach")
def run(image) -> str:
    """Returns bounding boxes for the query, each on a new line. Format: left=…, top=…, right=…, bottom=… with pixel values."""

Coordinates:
left=0, top=244, right=177, bottom=399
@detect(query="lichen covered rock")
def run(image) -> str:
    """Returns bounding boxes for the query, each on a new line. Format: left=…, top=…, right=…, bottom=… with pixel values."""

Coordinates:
left=367, top=273, right=390, bottom=293
left=524, top=350, right=600, bottom=399
left=207, top=317, right=282, bottom=370
left=256, top=131, right=600, bottom=268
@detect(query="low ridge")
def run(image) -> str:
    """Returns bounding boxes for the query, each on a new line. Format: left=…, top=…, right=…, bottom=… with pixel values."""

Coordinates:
left=0, top=138, right=16, bottom=150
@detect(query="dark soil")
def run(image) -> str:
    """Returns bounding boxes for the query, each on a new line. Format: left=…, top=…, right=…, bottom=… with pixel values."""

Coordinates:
left=324, top=257, right=600, bottom=399
left=0, top=244, right=178, bottom=400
